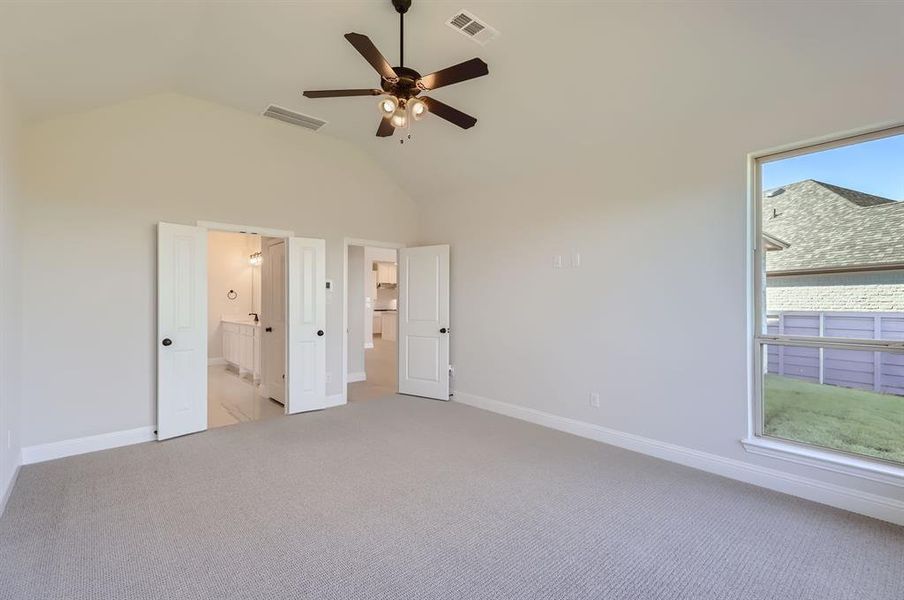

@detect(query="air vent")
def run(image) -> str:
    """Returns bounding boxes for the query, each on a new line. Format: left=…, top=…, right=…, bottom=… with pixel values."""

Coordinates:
left=262, top=105, right=327, bottom=131
left=446, top=10, right=499, bottom=45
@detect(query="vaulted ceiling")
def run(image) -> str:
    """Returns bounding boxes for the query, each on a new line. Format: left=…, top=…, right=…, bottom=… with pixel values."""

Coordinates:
left=1, top=1, right=903, bottom=200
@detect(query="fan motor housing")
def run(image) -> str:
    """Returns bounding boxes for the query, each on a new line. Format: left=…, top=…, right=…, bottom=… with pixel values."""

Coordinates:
left=381, top=66, right=422, bottom=99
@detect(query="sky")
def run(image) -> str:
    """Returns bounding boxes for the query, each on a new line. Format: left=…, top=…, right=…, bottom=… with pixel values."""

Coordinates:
left=762, top=132, right=904, bottom=201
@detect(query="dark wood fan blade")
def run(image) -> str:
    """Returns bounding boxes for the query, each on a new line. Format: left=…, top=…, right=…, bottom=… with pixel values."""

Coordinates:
left=303, top=89, right=382, bottom=98
left=376, top=116, right=395, bottom=137
left=421, top=97, right=477, bottom=129
left=417, top=58, right=488, bottom=91
left=344, top=33, right=399, bottom=82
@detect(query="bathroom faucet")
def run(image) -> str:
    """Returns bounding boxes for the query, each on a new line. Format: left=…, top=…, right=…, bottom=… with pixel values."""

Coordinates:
left=248, top=312, right=259, bottom=323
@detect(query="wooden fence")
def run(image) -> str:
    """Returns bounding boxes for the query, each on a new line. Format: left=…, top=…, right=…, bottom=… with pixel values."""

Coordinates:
left=766, top=312, right=904, bottom=396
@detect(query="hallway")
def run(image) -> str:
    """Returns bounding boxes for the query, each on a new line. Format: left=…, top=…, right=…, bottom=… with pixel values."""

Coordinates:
left=348, top=335, right=397, bottom=402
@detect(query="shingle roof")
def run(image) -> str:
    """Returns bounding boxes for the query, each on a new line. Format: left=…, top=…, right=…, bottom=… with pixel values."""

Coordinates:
left=764, top=179, right=904, bottom=274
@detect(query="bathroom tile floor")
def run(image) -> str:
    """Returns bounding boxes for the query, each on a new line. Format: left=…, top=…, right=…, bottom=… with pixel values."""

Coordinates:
left=208, top=365, right=285, bottom=428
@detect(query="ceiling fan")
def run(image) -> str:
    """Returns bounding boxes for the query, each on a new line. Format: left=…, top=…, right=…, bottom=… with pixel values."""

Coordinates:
left=303, top=0, right=489, bottom=138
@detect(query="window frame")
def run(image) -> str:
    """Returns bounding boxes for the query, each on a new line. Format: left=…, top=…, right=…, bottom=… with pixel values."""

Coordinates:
left=746, top=122, right=904, bottom=483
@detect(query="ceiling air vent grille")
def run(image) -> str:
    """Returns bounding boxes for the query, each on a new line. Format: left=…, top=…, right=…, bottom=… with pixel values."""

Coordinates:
left=262, top=105, right=327, bottom=131
left=446, top=10, right=499, bottom=45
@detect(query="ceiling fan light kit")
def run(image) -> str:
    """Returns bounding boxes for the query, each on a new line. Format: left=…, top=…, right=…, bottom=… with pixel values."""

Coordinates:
left=302, top=0, right=489, bottom=139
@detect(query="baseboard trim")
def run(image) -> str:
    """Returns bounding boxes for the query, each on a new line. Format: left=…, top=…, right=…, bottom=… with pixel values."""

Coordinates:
left=21, top=426, right=156, bottom=465
left=0, top=462, right=20, bottom=517
left=347, top=371, right=367, bottom=383
left=208, top=357, right=227, bottom=366
left=454, top=391, right=904, bottom=525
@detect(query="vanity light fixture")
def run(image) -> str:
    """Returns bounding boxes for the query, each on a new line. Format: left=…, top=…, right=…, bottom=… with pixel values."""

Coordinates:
left=249, top=252, right=263, bottom=266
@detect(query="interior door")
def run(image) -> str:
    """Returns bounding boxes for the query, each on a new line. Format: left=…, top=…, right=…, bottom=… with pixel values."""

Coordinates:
left=261, top=238, right=287, bottom=404
left=286, top=237, right=327, bottom=413
left=398, top=245, right=450, bottom=400
left=157, top=222, right=208, bottom=440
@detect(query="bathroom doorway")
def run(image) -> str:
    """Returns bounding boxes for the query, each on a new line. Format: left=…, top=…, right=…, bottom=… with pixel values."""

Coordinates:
left=206, top=230, right=286, bottom=428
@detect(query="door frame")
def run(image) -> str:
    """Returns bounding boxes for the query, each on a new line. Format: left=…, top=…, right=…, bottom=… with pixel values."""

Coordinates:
left=342, top=238, right=406, bottom=396
left=174, top=220, right=294, bottom=435
left=198, top=221, right=295, bottom=238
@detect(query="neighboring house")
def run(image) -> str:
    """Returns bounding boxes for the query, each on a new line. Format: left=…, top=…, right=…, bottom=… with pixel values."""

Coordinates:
left=764, top=179, right=904, bottom=312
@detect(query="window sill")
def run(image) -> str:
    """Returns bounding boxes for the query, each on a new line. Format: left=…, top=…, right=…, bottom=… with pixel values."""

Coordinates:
left=741, top=436, right=904, bottom=488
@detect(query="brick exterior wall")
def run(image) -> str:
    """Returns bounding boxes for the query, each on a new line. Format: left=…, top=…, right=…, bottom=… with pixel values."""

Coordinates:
left=767, top=270, right=904, bottom=312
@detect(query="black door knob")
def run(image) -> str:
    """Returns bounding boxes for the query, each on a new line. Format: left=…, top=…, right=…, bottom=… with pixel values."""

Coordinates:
left=317, top=330, right=324, bottom=336
left=162, top=338, right=172, bottom=346
left=439, top=328, right=447, bottom=334
left=265, top=327, right=273, bottom=332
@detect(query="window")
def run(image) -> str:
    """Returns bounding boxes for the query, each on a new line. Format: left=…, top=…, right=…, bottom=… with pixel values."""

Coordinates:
left=751, top=126, right=904, bottom=470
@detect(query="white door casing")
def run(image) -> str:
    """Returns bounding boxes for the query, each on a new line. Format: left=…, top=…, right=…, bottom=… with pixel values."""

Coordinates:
left=398, top=245, right=450, bottom=400
left=262, top=238, right=287, bottom=404
left=286, top=237, right=327, bottom=413
left=157, top=223, right=208, bottom=440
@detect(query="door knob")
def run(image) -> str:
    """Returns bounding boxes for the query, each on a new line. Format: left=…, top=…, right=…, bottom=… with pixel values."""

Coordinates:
left=439, top=328, right=447, bottom=334
left=265, top=327, right=273, bottom=332
left=161, top=338, right=172, bottom=347
left=317, top=330, right=324, bottom=336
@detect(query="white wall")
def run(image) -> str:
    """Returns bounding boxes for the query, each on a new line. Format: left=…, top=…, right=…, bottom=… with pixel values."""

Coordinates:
left=417, top=125, right=904, bottom=511
left=347, top=245, right=365, bottom=377
left=0, top=68, right=23, bottom=507
left=207, top=231, right=260, bottom=359
left=20, top=92, right=418, bottom=446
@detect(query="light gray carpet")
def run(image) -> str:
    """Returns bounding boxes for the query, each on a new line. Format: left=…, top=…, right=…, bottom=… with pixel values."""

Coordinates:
left=1, top=395, right=902, bottom=600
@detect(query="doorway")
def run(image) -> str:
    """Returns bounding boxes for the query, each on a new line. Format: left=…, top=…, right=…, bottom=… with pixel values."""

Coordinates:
left=346, top=245, right=399, bottom=401
left=343, top=240, right=451, bottom=403
left=157, top=221, right=328, bottom=440
left=206, top=231, right=286, bottom=428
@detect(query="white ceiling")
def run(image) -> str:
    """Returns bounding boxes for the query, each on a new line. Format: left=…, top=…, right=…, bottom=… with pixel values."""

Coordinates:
left=1, top=1, right=903, bottom=199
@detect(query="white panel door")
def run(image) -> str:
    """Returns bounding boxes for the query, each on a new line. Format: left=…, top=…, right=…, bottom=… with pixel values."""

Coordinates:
left=157, top=222, right=207, bottom=440
left=398, top=245, right=450, bottom=400
left=286, top=237, right=327, bottom=414
left=262, top=238, right=287, bottom=404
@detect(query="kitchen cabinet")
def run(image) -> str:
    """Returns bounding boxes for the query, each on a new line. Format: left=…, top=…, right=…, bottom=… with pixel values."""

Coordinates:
left=376, top=262, right=397, bottom=285
left=381, top=311, right=398, bottom=341
left=373, top=313, right=382, bottom=334
left=222, top=320, right=261, bottom=378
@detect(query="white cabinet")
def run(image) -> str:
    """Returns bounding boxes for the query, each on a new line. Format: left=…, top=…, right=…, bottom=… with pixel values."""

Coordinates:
left=222, top=320, right=260, bottom=378
left=382, top=312, right=398, bottom=342
left=371, top=311, right=397, bottom=341
left=373, top=314, right=382, bottom=334
left=376, top=262, right=397, bottom=285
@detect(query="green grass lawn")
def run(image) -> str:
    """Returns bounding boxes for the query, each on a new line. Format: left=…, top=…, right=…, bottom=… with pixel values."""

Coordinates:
left=764, top=374, right=904, bottom=464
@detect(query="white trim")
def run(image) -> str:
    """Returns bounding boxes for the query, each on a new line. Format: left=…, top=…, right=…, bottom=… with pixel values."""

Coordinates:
left=741, top=436, right=904, bottom=488
left=751, top=121, right=904, bottom=163
left=347, top=371, right=367, bottom=383
left=341, top=238, right=406, bottom=398
left=21, top=427, right=156, bottom=465
left=756, top=334, right=904, bottom=353
left=455, top=391, right=904, bottom=525
left=197, top=220, right=294, bottom=238
left=207, top=357, right=227, bottom=366
left=0, top=463, right=20, bottom=517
